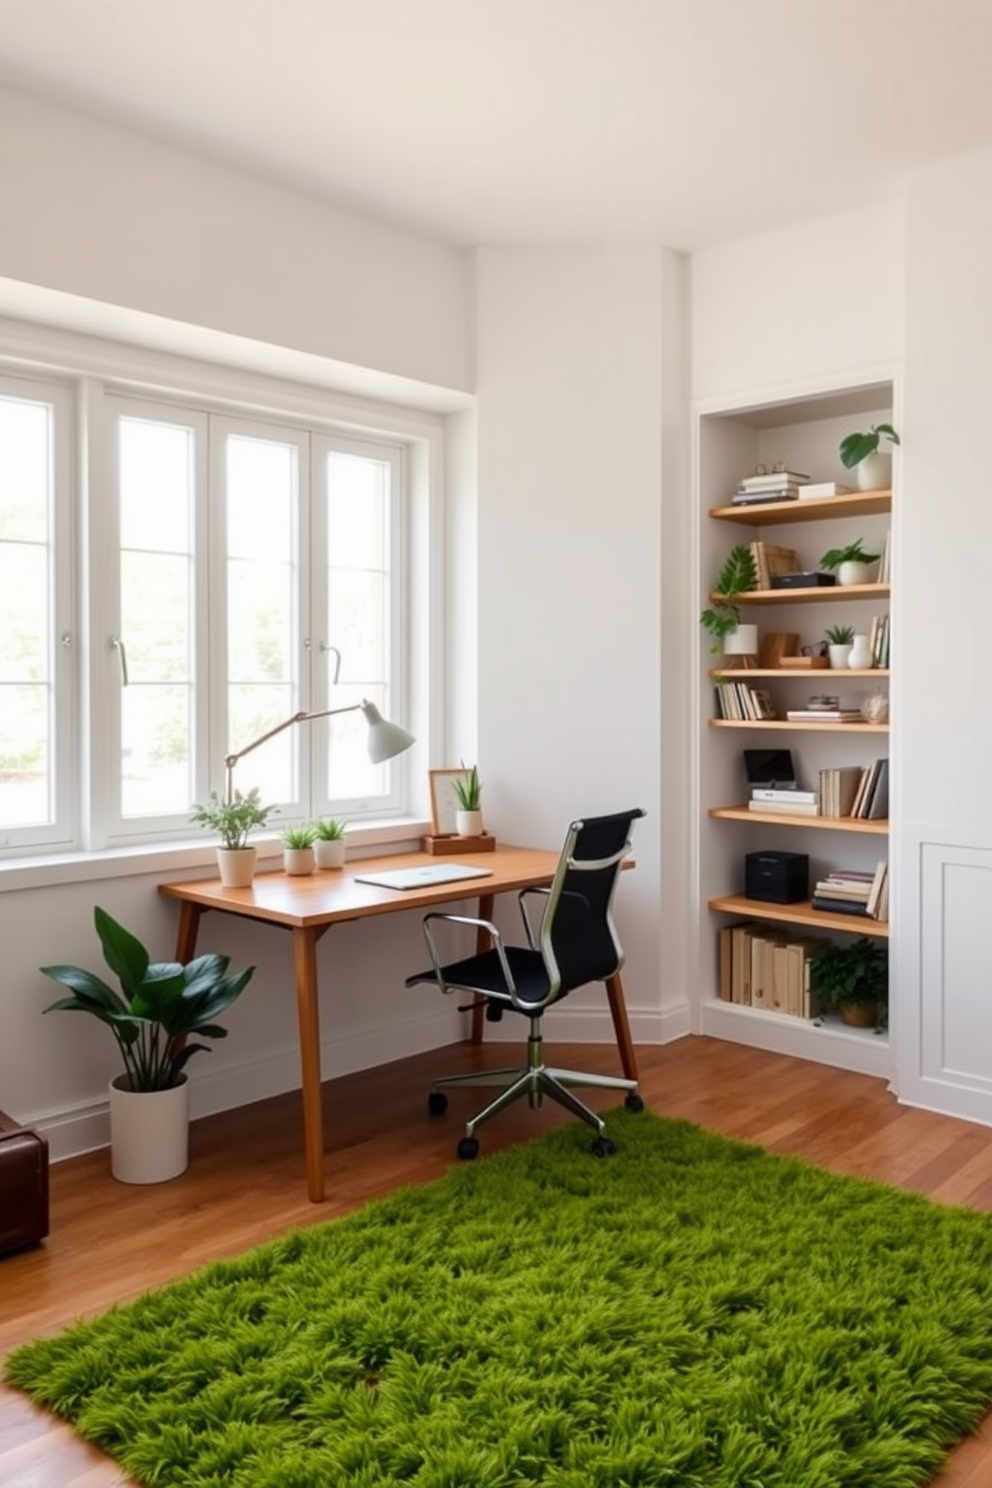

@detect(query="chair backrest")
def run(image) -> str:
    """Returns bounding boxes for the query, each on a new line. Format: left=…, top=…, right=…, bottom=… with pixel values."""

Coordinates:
left=537, top=808, right=645, bottom=1001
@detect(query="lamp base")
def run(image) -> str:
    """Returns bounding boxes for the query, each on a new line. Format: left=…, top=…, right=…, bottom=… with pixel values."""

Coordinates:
left=422, top=833, right=497, bottom=854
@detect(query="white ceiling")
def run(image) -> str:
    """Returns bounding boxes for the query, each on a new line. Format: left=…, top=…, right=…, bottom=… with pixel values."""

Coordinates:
left=1, top=0, right=992, bottom=251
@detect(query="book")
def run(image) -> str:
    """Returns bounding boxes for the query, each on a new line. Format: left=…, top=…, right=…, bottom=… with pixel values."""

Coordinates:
left=865, top=860, right=888, bottom=919
left=786, top=709, right=864, bottom=723
left=752, top=787, right=818, bottom=803
left=864, top=758, right=890, bottom=820
left=818, top=765, right=863, bottom=818
left=749, top=540, right=801, bottom=591
left=748, top=798, right=819, bottom=815
left=738, top=470, right=810, bottom=490
left=811, top=896, right=869, bottom=916
left=797, top=481, right=853, bottom=498
left=730, top=490, right=801, bottom=506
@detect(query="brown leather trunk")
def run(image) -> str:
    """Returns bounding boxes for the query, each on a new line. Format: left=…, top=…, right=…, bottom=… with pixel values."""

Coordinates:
left=0, top=1108, right=50, bottom=1254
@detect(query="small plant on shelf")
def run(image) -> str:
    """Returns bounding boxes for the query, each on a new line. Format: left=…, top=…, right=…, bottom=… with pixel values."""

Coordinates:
left=807, top=936, right=889, bottom=1031
left=819, top=540, right=880, bottom=572
left=839, top=423, right=900, bottom=470
left=699, top=545, right=758, bottom=654
left=824, top=623, right=855, bottom=646
left=281, top=823, right=317, bottom=849
left=452, top=764, right=483, bottom=812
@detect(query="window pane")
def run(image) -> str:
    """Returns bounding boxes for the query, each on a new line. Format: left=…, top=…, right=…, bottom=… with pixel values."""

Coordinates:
left=0, top=396, right=55, bottom=830
left=118, top=417, right=194, bottom=818
left=227, top=435, right=298, bottom=802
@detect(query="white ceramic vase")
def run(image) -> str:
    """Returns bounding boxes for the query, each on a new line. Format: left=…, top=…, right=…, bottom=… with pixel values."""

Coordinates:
left=216, top=846, right=257, bottom=887
left=456, top=808, right=484, bottom=837
left=848, top=634, right=873, bottom=669
left=828, top=644, right=853, bottom=669
left=856, top=451, right=892, bottom=491
left=109, top=1074, right=189, bottom=1184
left=284, top=846, right=315, bottom=876
left=314, top=837, right=346, bottom=870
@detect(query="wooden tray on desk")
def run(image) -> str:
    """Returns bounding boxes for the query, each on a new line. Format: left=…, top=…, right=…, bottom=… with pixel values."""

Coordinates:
left=422, top=832, right=497, bottom=854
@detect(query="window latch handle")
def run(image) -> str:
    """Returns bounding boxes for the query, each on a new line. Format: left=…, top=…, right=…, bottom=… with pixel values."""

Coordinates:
left=110, top=636, right=129, bottom=686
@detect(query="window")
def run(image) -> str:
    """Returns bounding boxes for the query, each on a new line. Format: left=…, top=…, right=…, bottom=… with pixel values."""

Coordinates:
left=0, top=353, right=432, bottom=861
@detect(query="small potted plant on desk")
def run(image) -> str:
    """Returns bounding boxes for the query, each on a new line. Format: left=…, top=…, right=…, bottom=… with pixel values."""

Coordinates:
left=807, top=936, right=888, bottom=1031
left=452, top=764, right=484, bottom=837
left=190, top=788, right=274, bottom=887
left=700, top=545, right=759, bottom=664
left=313, top=817, right=348, bottom=870
left=281, top=822, right=317, bottom=876
left=40, top=907, right=254, bottom=1183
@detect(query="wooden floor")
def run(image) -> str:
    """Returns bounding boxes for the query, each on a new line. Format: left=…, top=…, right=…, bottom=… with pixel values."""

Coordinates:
left=4, top=1034, right=992, bottom=1486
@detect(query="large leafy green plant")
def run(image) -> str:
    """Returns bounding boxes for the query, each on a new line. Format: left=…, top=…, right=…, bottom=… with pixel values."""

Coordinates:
left=699, top=544, right=758, bottom=653
left=839, top=422, right=900, bottom=469
left=40, top=908, right=255, bottom=1091
left=807, top=936, right=888, bottom=1013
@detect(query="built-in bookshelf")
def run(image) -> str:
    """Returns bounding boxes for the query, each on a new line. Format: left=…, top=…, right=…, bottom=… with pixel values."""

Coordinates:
left=697, top=383, right=894, bottom=1078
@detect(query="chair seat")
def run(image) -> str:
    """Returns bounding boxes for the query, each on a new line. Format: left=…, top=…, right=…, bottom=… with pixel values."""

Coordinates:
left=407, top=945, right=550, bottom=1009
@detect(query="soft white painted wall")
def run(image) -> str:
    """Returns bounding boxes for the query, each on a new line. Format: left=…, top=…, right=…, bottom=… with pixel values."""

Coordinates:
left=0, top=82, right=471, bottom=393
left=896, top=145, right=992, bottom=1122
left=473, top=248, right=676, bottom=1043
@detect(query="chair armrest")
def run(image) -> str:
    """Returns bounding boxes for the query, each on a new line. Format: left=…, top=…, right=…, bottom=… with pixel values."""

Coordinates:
left=517, top=887, right=550, bottom=950
left=421, top=913, right=516, bottom=1000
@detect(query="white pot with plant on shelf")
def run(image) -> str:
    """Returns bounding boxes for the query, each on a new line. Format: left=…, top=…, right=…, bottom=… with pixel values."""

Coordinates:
left=839, top=422, right=900, bottom=493
left=452, top=763, right=484, bottom=837
left=281, top=823, right=316, bottom=876
left=819, top=540, right=880, bottom=588
left=313, top=817, right=347, bottom=869
left=699, top=544, right=759, bottom=662
left=190, top=787, right=275, bottom=887
left=825, top=624, right=855, bottom=669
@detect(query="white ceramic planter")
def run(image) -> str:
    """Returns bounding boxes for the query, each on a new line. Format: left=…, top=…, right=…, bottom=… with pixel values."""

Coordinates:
left=723, top=623, right=758, bottom=657
left=216, top=846, right=257, bottom=887
left=314, top=837, right=346, bottom=869
left=837, top=560, right=877, bottom=586
left=284, top=846, right=315, bottom=876
left=109, top=1074, right=189, bottom=1184
left=828, top=644, right=853, bottom=669
left=856, top=451, right=892, bottom=491
left=456, top=809, right=484, bottom=837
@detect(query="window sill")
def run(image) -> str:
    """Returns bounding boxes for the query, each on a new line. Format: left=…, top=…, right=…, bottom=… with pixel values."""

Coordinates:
left=0, top=818, right=433, bottom=893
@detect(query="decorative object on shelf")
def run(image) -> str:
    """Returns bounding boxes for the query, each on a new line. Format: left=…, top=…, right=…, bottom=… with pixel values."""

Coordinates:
left=861, top=690, right=890, bottom=726
left=313, top=817, right=347, bottom=869
left=819, top=540, right=881, bottom=586
left=848, top=633, right=873, bottom=669
left=281, top=822, right=317, bottom=876
left=824, top=623, right=855, bottom=669
left=39, top=907, right=254, bottom=1183
left=451, top=763, right=484, bottom=837
left=190, top=788, right=275, bottom=887
left=700, top=544, right=759, bottom=658
left=806, top=935, right=889, bottom=1030
left=757, top=631, right=799, bottom=667
left=839, top=422, right=900, bottom=493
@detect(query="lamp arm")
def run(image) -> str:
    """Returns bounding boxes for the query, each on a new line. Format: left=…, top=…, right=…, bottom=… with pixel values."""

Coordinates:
left=224, top=703, right=363, bottom=802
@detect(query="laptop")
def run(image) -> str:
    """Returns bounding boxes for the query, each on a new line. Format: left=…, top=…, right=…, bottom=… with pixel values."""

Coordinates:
left=353, top=863, right=494, bottom=891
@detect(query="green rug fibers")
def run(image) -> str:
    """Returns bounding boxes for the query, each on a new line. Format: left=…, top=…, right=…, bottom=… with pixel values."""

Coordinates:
left=9, top=1111, right=992, bottom=1488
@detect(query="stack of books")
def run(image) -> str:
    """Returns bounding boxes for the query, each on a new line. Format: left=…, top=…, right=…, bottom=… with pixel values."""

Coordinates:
left=849, top=758, right=889, bottom=820
left=731, top=469, right=810, bottom=505
left=867, top=612, right=891, bottom=667
left=718, top=922, right=827, bottom=1017
left=748, top=786, right=818, bottom=816
left=713, top=682, right=777, bottom=721
left=818, top=765, right=863, bottom=817
left=811, top=860, right=889, bottom=921
left=786, top=705, right=864, bottom=723
left=749, top=540, right=801, bottom=590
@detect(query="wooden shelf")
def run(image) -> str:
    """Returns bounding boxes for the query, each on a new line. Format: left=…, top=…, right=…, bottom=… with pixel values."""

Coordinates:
left=709, top=806, right=889, bottom=833
left=711, top=668, right=889, bottom=679
left=726, top=582, right=890, bottom=606
left=708, top=893, right=890, bottom=938
left=709, top=489, right=891, bottom=525
left=709, top=718, right=889, bottom=733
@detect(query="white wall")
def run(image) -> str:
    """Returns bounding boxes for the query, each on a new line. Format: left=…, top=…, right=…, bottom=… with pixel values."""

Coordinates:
left=473, top=248, right=680, bottom=1042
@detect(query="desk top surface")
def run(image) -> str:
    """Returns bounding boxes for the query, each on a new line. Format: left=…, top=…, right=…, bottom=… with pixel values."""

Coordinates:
left=159, top=844, right=560, bottom=928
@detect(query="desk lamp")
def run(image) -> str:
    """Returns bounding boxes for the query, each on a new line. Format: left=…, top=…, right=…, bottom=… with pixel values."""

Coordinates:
left=224, top=701, right=415, bottom=803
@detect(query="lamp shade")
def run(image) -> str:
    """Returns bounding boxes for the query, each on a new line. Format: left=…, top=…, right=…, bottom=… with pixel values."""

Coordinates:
left=360, top=702, right=416, bottom=764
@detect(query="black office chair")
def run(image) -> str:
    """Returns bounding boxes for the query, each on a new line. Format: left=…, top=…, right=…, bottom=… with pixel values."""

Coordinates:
left=405, top=807, right=646, bottom=1159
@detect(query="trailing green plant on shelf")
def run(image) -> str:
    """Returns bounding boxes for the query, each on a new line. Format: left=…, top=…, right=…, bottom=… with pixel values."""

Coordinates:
left=839, top=423, right=900, bottom=470
left=313, top=817, right=347, bottom=841
left=40, top=907, right=254, bottom=1092
left=819, top=539, right=880, bottom=572
left=807, top=937, right=889, bottom=1028
left=699, top=545, right=758, bottom=654
left=190, top=789, right=274, bottom=850
left=452, top=764, right=483, bottom=812
left=824, top=623, right=855, bottom=646
left=281, top=823, right=318, bottom=850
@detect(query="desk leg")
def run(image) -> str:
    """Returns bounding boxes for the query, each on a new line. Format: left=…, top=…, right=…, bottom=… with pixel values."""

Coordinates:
left=173, top=901, right=204, bottom=963
left=605, top=972, right=639, bottom=1082
left=292, top=926, right=327, bottom=1203
left=469, top=891, right=496, bottom=1044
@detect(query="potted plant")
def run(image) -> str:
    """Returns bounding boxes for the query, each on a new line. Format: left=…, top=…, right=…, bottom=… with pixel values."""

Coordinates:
left=700, top=545, right=759, bottom=658
left=819, top=539, right=880, bottom=587
left=839, top=422, right=900, bottom=492
left=281, top=822, right=317, bottom=876
left=313, top=817, right=348, bottom=870
left=452, top=764, right=484, bottom=837
left=807, top=936, right=888, bottom=1030
left=824, top=622, right=855, bottom=669
left=40, top=907, right=254, bottom=1183
left=190, top=788, right=274, bottom=887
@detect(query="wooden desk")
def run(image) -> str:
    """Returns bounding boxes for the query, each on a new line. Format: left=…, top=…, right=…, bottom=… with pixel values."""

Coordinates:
left=159, top=845, right=638, bottom=1201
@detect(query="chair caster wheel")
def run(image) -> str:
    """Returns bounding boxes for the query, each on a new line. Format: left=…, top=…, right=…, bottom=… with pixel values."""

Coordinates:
left=428, top=1091, right=448, bottom=1116
left=591, top=1136, right=617, bottom=1158
left=457, top=1136, right=480, bottom=1161
left=624, top=1092, right=645, bottom=1113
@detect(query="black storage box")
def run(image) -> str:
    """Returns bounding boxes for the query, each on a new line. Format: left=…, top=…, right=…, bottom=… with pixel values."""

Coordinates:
left=769, top=571, right=836, bottom=589
left=745, top=850, right=809, bottom=904
left=0, top=1108, right=50, bottom=1255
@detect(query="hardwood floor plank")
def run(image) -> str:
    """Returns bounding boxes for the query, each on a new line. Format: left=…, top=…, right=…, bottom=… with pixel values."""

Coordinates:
left=3, top=1035, right=992, bottom=1485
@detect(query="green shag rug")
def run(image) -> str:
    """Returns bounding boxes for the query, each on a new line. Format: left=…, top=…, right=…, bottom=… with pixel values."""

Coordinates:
left=9, top=1110, right=992, bottom=1488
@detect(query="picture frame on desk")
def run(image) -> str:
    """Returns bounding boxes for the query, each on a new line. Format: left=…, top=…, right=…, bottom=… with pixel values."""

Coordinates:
left=428, top=767, right=472, bottom=837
